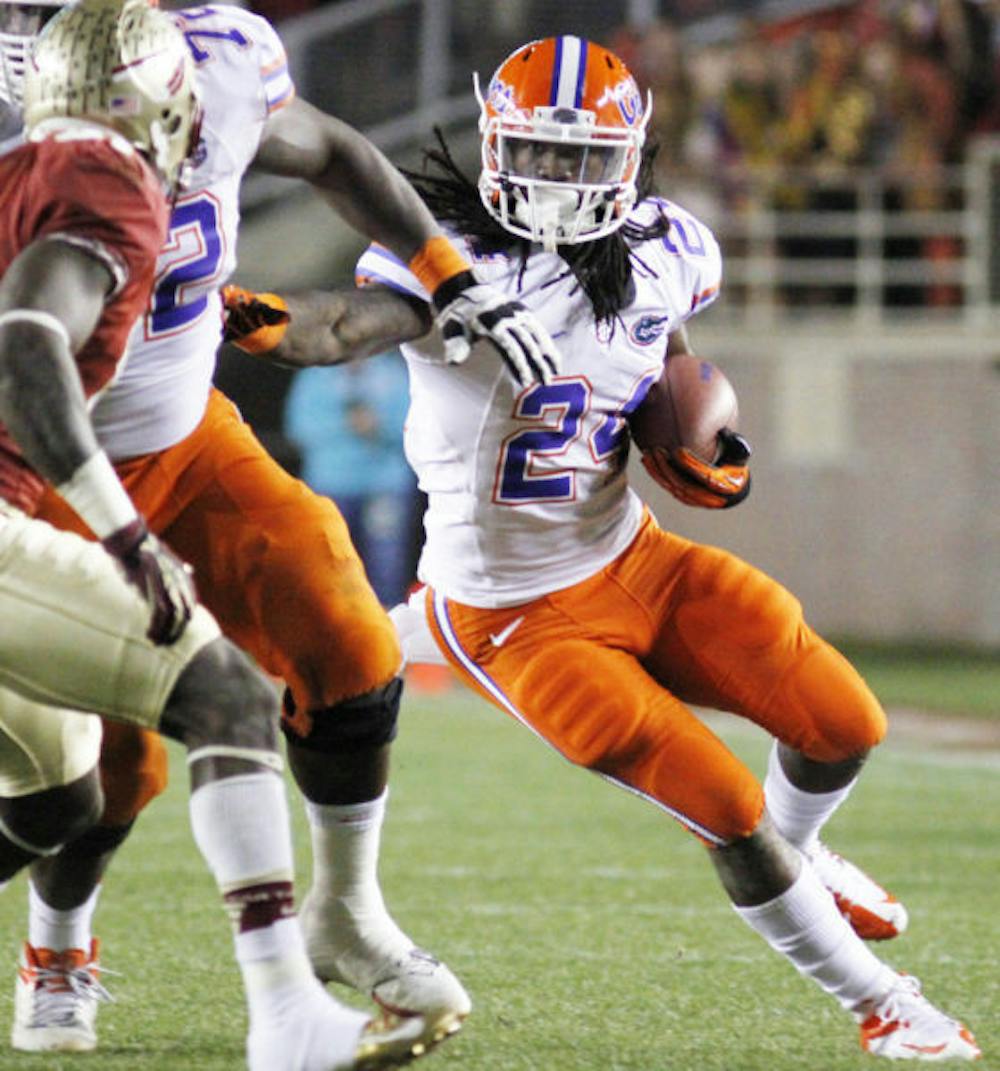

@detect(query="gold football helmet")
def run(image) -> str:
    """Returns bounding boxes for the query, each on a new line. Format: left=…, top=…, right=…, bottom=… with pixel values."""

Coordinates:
left=22, top=0, right=200, bottom=193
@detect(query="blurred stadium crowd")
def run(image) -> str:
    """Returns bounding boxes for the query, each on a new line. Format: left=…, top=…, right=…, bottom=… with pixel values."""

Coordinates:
left=615, top=1, right=997, bottom=208
left=609, top=0, right=998, bottom=308
left=235, top=0, right=998, bottom=313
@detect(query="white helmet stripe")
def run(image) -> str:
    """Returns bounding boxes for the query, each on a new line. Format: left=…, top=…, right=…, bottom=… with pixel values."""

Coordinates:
left=550, top=35, right=586, bottom=110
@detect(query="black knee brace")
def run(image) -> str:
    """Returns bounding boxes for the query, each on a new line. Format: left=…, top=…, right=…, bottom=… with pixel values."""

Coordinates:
left=280, top=677, right=402, bottom=753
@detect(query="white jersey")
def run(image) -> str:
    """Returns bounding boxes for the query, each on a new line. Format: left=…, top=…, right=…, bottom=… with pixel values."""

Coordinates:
left=356, top=198, right=722, bottom=608
left=91, top=5, right=295, bottom=460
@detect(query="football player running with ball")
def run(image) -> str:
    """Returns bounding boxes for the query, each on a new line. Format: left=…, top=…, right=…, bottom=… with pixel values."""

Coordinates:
left=0, top=0, right=558, bottom=1058
left=246, top=36, right=981, bottom=1063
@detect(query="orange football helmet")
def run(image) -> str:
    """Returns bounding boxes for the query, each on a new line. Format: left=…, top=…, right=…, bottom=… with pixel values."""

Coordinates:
left=475, top=35, right=651, bottom=250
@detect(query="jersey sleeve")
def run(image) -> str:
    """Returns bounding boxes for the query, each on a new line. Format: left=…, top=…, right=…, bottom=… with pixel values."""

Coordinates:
left=228, top=8, right=295, bottom=118
left=636, top=198, right=722, bottom=325
left=355, top=243, right=430, bottom=301
left=355, top=230, right=477, bottom=298
left=28, top=138, right=167, bottom=299
left=175, top=7, right=295, bottom=124
left=255, top=16, right=295, bottom=116
left=667, top=206, right=722, bottom=323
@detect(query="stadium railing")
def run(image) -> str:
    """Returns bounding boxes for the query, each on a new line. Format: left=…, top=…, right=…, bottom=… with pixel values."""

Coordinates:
left=242, top=0, right=999, bottom=328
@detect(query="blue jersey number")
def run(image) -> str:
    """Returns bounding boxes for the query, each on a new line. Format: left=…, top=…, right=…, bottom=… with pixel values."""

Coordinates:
left=496, top=380, right=589, bottom=503
left=178, top=8, right=250, bottom=63
left=148, top=193, right=224, bottom=338
left=494, top=373, right=658, bottom=505
left=591, top=371, right=659, bottom=459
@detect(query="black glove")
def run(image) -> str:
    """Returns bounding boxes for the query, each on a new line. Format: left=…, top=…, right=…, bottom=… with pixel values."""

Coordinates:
left=641, top=428, right=752, bottom=509
left=102, top=519, right=197, bottom=645
left=431, top=270, right=560, bottom=388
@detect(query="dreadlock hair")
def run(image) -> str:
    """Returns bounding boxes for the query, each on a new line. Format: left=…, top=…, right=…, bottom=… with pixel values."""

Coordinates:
left=402, top=129, right=671, bottom=328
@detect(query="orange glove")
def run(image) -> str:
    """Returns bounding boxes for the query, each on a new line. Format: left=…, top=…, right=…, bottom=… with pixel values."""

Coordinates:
left=222, top=285, right=290, bottom=355
left=641, top=428, right=752, bottom=509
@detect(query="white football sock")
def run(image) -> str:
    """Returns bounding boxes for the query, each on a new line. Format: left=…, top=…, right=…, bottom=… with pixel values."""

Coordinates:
left=189, top=772, right=320, bottom=1024
left=764, top=743, right=855, bottom=852
left=305, top=789, right=389, bottom=909
left=28, top=880, right=100, bottom=952
left=735, top=860, right=896, bottom=1011
left=239, top=917, right=321, bottom=1025
left=303, top=788, right=412, bottom=964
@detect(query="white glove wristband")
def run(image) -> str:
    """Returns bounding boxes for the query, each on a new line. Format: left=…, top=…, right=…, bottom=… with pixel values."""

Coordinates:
left=55, top=452, right=138, bottom=539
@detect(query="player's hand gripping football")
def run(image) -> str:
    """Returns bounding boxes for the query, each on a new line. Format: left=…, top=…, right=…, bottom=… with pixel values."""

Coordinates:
left=102, top=519, right=197, bottom=645
left=222, top=285, right=290, bottom=355
left=431, top=270, right=560, bottom=388
left=642, top=427, right=752, bottom=509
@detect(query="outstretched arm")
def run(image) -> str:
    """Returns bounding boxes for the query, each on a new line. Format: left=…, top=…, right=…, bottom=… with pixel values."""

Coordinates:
left=279, top=287, right=431, bottom=367
left=254, top=98, right=441, bottom=264
left=251, top=99, right=559, bottom=386
left=224, top=284, right=431, bottom=368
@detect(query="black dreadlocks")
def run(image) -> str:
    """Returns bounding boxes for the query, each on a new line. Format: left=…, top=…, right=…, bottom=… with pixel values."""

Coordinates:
left=402, top=130, right=671, bottom=328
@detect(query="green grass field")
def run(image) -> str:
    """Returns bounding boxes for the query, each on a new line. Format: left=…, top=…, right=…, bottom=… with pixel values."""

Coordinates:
left=0, top=657, right=995, bottom=1070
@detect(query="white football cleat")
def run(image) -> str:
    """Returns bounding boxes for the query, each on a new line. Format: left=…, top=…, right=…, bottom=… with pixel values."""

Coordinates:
left=808, top=842, right=909, bottom=941
left=300, top=891, right=470, bottom=1039
left=855, top=974, right=981, bottom=1061
left=11, top=939, right=112, bottom=1053
left=247, top=983, right=439, bottom=1071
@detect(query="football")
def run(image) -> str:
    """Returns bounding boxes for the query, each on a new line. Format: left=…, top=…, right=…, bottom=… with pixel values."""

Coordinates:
left=628, top=353, right=739, bottom=463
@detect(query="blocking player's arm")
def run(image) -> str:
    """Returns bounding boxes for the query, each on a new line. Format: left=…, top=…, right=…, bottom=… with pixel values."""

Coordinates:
left=227, top=284, right=431, bottom=368
left=0, top=239, right=195, bottom=644
left=254, top=98, right=444, bottom=263
left=0, top=239, right=111, bottom=484
left=252, top=99, right=559, bottom=386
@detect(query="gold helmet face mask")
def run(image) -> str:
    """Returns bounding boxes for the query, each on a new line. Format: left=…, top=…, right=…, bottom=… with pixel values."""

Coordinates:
left=22, top=0, right=201, bottom=195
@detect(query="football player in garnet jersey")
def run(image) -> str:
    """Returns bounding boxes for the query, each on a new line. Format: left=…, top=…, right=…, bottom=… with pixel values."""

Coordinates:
left=236, top=36, right=980, bottom=1063
left=0, top=0, right=567, bottom=1056
left=0, top=2, right=450, bottom=1068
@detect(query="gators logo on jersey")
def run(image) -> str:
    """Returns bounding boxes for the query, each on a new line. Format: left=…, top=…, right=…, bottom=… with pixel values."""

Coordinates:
left=629, top=314, right=671, bottom=346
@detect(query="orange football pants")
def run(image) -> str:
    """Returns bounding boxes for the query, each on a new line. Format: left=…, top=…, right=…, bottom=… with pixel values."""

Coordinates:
left=426, top=511, right=886, bottom=846
left=35, top=388, right=401, bottom=824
